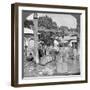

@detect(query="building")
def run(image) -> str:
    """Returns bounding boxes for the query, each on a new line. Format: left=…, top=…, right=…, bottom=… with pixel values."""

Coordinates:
left=59, top=34, right=78, bottom=48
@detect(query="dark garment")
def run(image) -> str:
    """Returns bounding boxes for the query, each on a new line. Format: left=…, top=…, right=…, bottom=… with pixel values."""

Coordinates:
left=26, top=57, right=34, bottom=61
left=38, top=49, right=45, bottom=60
left=26, top=53, right=34, bottom=61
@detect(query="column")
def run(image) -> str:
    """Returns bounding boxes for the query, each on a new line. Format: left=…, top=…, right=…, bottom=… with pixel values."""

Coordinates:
left=33, top=13, right=39, bottom=64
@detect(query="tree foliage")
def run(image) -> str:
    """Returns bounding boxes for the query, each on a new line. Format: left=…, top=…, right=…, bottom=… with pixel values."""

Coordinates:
left=24, top=15, right=58, bottom=30
left=59, top=26, right=69, bottom=38
left=24, top=20, right=34, bottom=28
left=38, top=15, right=58, bottom=29
left=39, top=31, right=54, bottom=46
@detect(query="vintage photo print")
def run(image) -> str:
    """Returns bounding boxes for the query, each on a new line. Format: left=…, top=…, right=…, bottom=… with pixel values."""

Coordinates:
left=22, top=11, right=81, bottom=77
left=17, top=5, right=87, bottom=85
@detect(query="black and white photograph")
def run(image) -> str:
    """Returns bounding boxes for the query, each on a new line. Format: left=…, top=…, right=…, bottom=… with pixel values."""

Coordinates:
left=23, top=12, right=81, bottom=77
left=11, top=3, right=87, bottom=87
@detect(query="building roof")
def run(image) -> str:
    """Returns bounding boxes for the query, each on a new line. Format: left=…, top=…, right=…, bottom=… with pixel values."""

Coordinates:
left=24, top=28, right=34, bottom=34
left=24, top=27, right=40, bottom=35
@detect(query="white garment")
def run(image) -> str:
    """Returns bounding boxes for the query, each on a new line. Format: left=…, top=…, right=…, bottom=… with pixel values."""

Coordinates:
left=54, top=40, right=59, bottom=46
left=54, top=40, right=59, bottom=51
left=28, top=40, right=34, bottom=49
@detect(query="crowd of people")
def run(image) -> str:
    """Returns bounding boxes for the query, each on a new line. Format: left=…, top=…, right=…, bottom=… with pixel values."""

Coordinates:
left=24, top=34, right=80, bottom=76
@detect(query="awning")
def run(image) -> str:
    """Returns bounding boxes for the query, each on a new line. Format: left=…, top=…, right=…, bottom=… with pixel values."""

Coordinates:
left=24, top=28, right=34, bottom=34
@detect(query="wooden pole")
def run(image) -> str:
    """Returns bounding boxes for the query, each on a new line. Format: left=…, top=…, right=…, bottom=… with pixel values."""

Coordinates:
left=33, top=13, right=39, bottom=64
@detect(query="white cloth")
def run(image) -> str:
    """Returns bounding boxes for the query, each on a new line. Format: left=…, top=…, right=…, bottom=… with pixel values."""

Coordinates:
left=54, top=40, right=59, bottom=51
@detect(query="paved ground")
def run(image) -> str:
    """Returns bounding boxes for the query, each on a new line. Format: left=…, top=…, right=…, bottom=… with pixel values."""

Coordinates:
left=24, top=47, right=80, bottom=77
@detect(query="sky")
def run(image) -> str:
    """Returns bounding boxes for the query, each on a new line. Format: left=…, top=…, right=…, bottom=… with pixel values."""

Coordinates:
left=26, top=13, right=77, bottom=29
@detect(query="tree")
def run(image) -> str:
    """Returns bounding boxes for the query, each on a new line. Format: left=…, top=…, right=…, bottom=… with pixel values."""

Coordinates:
left=24, top=15, right=58, bottom=30
left=24, top=20, right=34, bottom=28
left=52, top=22, right=58, bottom=29
left=38, top=15, right=58, bottom=29
left=59, top=26, right=69, bottom=38
left=39, top=31, right=54, bottom=46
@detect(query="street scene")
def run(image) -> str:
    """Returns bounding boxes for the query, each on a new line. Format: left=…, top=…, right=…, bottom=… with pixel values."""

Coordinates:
left=23, top=12, right=80, bottom=77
